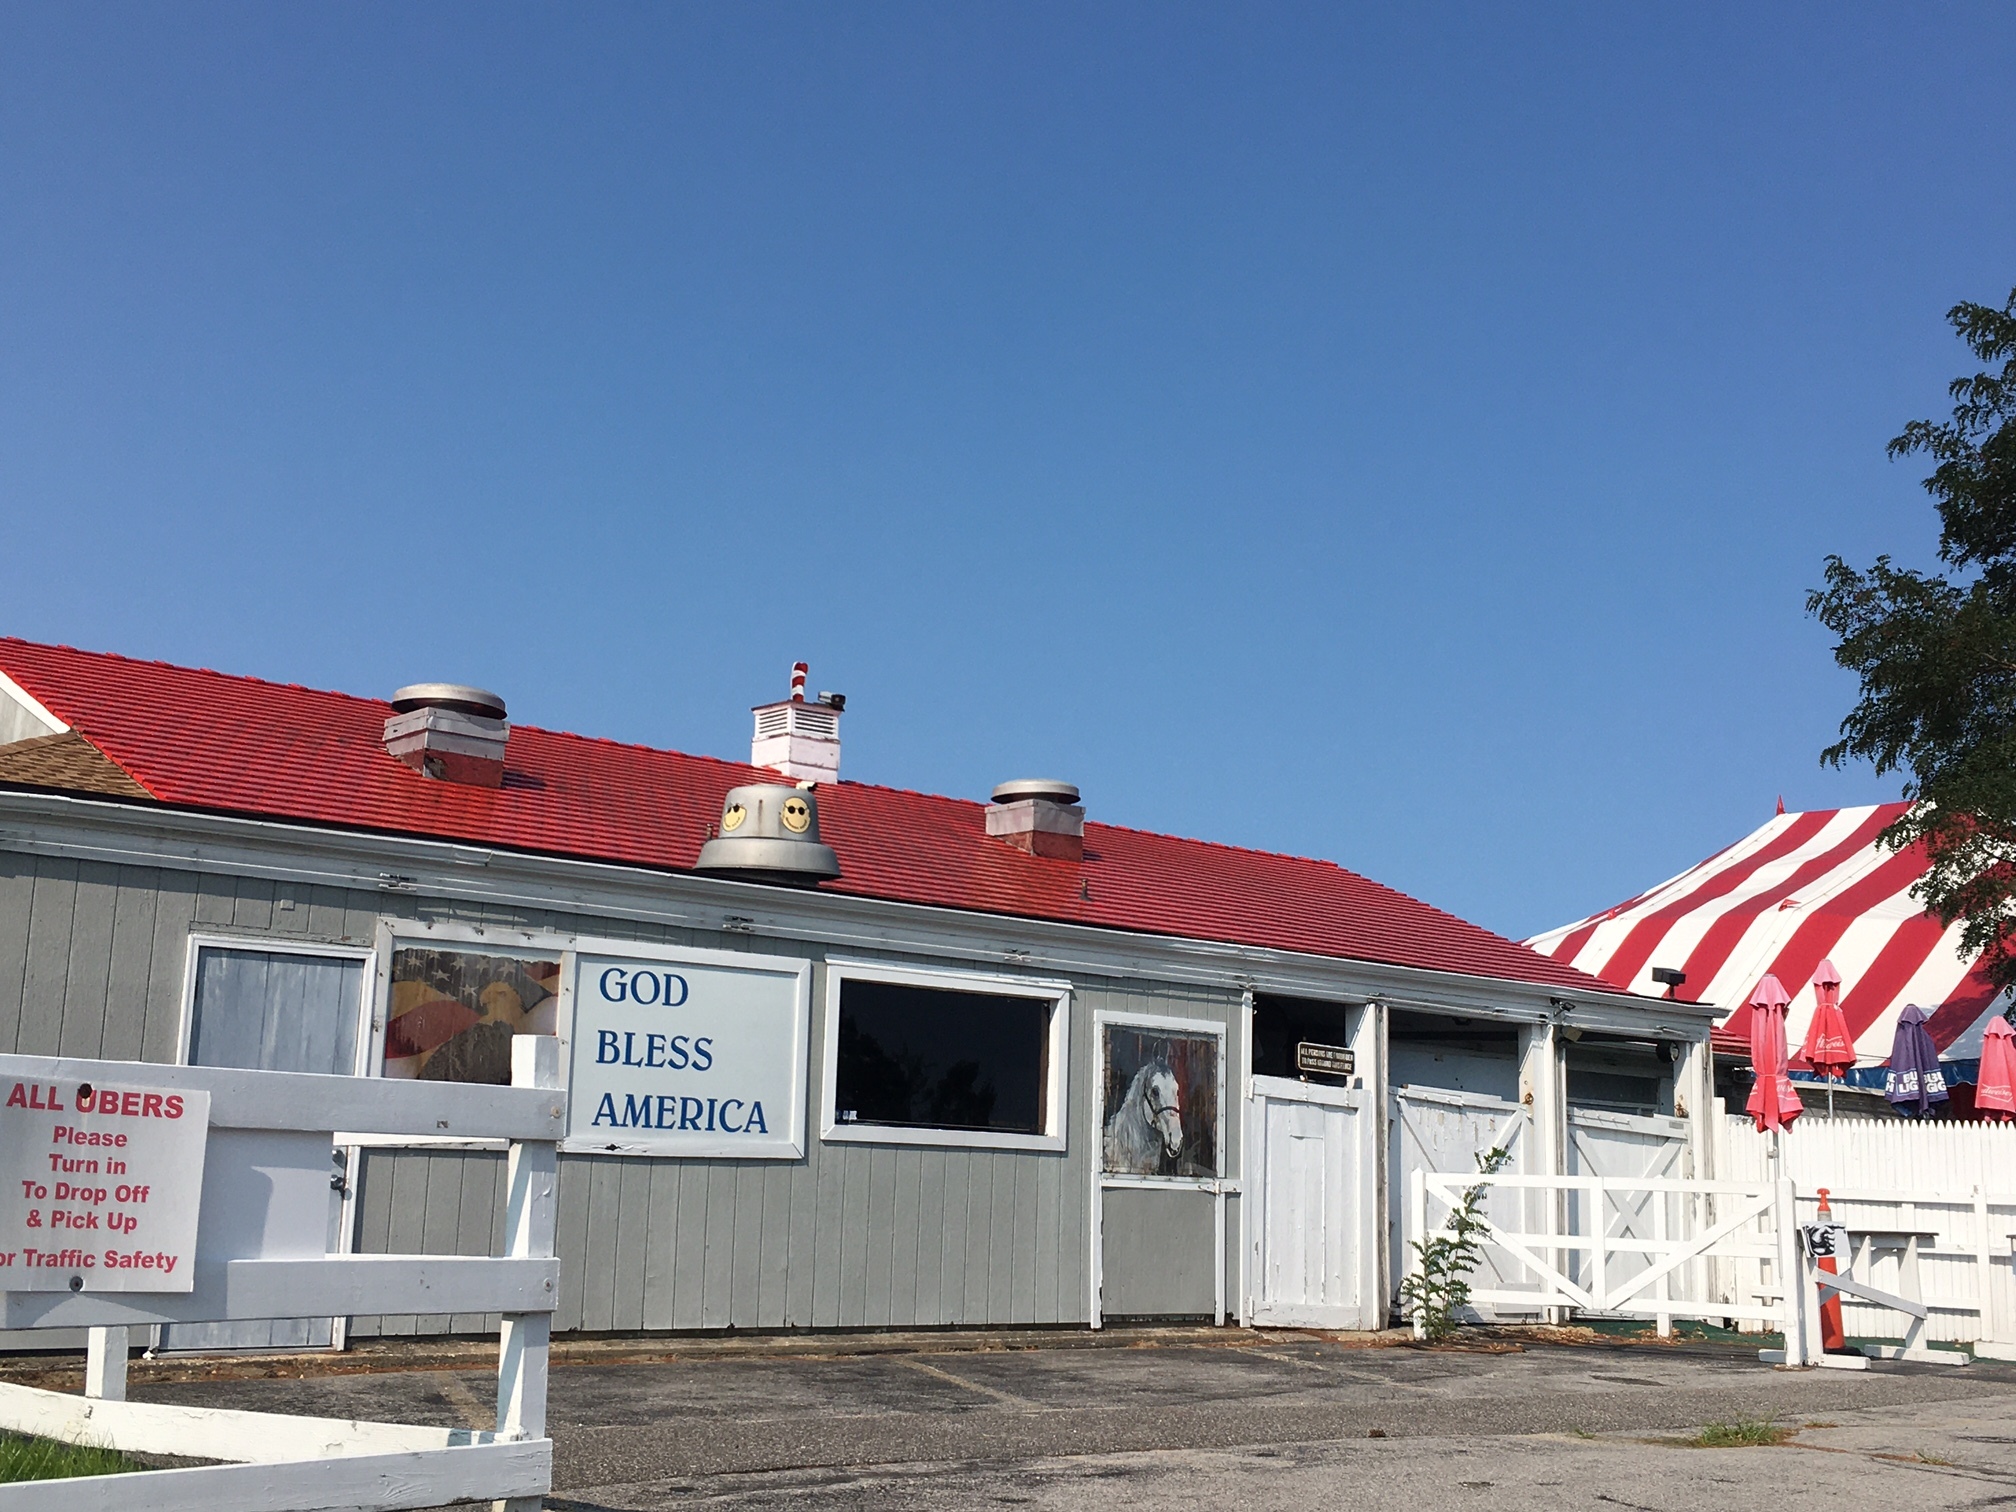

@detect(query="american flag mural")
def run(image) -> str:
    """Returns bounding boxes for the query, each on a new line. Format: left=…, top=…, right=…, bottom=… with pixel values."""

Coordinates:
left=1526, top=803, right=2012, bottom=1066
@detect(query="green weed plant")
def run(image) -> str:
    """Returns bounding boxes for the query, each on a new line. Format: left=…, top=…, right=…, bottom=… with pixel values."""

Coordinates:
left=1399, top=1146, right=1512, bottom=1342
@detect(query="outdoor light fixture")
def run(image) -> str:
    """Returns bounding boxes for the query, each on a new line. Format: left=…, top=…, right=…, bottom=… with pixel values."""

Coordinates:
left=1651, top=966, right=1687, bottom=997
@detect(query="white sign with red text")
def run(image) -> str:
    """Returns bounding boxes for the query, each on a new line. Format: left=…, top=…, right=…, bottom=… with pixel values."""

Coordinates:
left=0, top=1077, right=208, bottom=1292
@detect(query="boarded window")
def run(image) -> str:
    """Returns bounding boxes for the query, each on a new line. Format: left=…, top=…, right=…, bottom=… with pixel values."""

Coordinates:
left=833, top=979, right=1050, bottom=1134
left=384, top=946, right=560, bottom=1084
left=190, top=947, right=367, bottom=1075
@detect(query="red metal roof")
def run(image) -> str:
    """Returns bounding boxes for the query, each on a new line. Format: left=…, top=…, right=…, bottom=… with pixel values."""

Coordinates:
left=0, top=638, right=1612, bottom=994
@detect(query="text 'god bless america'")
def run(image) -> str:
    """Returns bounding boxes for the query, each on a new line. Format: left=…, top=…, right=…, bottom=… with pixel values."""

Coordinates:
left=585, top=965, right=770, bottom=1135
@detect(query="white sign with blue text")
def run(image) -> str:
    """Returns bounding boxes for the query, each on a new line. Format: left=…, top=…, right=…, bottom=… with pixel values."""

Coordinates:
left=564, top=943, right=810, bottom=1158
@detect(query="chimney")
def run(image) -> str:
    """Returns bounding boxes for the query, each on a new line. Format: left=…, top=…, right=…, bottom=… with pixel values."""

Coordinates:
left=384, top=683, right=509, bottom=788
left=987, top=779, right=1084, bottom=861
left=751, top=662, right=844, bottom=785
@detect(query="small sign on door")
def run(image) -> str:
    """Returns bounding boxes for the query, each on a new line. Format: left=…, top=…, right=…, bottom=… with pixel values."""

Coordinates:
left=1295, top=1042, right=1355, bottom=1078
left=0, top=1078, right=208, bottom=1292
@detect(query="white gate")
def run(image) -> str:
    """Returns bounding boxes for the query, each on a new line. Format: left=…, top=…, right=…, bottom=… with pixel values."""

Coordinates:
left=1390, top=1085, right=1538, bottom=1318
left=1565, top=1107, right=1692, bottom=1307
left=0, top=1040, right=561, bottom=1512
left=1410, top=1169, right=1789, bottom=1334
left=1247, top=1075, right=1366, bottom=1327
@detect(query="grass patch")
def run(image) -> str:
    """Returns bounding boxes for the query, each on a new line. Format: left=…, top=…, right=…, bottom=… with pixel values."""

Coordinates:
left=0, top=1431, right=147, bottom=1482
left=1684, top=1418, right=1795, bottom=1448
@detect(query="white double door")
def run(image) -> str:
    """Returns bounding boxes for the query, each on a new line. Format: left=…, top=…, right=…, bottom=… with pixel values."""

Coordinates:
left=1246, top=1075, right=1371, bottom=1328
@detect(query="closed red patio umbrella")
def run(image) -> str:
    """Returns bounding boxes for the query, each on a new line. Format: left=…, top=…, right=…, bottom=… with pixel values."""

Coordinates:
left=1746, top=973, right=1804, bottom=1132
left=1977, top=1017, right=2016, bottom=1121
left=1796, top=958, right=1856, bottom=1117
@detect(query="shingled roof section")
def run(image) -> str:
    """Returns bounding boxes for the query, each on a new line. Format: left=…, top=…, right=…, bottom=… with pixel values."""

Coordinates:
left=0, top=637, right=1616, bottom=995
left=0, top=728, right=153, bottom=801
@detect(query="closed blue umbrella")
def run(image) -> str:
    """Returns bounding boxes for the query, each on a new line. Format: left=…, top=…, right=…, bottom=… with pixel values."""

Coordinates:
left=1883, top=1004, right=1949, bottom=1118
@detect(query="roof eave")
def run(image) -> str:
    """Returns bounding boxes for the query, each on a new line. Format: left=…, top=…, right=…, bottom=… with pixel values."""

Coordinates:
left=0, top=787, right=1699, bottom=1036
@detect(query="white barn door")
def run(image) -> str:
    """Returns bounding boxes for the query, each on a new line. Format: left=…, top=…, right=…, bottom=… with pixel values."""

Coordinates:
left=1247, top=1076, right=1366, bottom=1327
left=1389, top=1085, right=1538, bottom=1319
left=1565, top=1107, right=1692, bottom=1307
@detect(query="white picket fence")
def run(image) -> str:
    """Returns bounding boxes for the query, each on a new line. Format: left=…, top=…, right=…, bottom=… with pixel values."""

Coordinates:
left=0, top=1039, right=563, bottom=1512
left=1715, top=1114, right=2016, bottom=1353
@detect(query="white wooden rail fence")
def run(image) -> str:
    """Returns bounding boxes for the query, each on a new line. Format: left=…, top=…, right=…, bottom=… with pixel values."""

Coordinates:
left=0, top=1038, right=563, bottom=1512
left=1409, top=1170, right=1788, bottom=1335
left=1409, top=1115, right=2016, bottom=1365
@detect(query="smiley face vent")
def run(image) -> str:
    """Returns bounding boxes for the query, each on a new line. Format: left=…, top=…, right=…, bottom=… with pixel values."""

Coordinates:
left=695, top=783, right=841, bottom=885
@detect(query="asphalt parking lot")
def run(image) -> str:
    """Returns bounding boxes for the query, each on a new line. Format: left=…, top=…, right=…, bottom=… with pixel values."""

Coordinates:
left=89, top=1329, right=2016, bottom=1508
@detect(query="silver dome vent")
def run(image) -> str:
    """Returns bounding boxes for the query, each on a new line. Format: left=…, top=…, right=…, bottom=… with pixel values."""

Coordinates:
left=986, top=779, right=1084, bottom=860
left=694, top=783, right=841, bottom=885
left=384, top=683, right=509, bottom=787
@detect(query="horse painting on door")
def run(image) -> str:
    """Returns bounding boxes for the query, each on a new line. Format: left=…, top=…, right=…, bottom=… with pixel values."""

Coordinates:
left=1102, top=1026, right=1219, bottom=1179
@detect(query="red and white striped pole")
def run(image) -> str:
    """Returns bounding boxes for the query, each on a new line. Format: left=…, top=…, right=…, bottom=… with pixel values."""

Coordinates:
left=790, top=662, right=808, bottom=702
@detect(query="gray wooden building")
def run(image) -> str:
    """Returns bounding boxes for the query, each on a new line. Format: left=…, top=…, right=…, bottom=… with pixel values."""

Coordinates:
left=0, top=639, right=1713, bottom=1348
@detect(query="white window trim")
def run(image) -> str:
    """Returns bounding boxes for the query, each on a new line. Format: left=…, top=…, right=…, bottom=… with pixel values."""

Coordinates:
left=820, top=957, right=1071, bottom=1154
left=364, top=919, right=577, bottom=1149
left=178, top=932, right=378, bottom=1072
left=1093, top=1008, right=1228, bottom=1190
left=367, top=921, right=816, bottom=1159
left=558, top=933, right=813, bottom=1159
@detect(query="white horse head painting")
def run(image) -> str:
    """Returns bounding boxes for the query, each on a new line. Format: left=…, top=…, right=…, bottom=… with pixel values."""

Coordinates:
left=1103, top=1060, right=1183, bottom=1174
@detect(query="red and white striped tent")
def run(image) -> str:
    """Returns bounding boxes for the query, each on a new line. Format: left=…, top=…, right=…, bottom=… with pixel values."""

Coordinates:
left=1527, top=802, right=2012, bottom=1066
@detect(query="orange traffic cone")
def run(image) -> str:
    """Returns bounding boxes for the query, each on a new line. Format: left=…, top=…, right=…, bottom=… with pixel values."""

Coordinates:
left=1815, top=1187, right=1846, bottom=1353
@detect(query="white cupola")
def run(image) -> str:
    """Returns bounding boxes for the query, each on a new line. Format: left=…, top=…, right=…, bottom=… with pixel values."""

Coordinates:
left=750, top=661, right=844, bottom=785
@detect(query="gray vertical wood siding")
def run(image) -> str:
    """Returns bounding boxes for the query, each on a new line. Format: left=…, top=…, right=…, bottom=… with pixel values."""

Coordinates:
left=0, top=847, right=1244, bottom=1337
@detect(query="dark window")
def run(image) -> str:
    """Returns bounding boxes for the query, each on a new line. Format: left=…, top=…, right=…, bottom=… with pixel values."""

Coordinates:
left=834, top=979, right=1051, bottom=1135
left=1251, top=993, right=1353, bottom=1081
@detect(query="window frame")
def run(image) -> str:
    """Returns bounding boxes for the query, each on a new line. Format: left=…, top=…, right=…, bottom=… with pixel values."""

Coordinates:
left=364, top=918, right=576, bottom=1149
left=177, top=932, right=378, bottom=1073
left=1094, top=1009, right=1228, bottom=1190
left=819, top=958, right=1071, bottom=1153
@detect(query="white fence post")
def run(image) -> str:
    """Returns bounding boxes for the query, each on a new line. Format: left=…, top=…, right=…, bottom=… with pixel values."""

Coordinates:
left=496, top=1036, right=562, bottom=1512
left=1408, top=1166, right=1427, bottom=1339
left=83, top=1326, right=128, bottom=1402
left=1773, top=1176, right=1809, bottom=1367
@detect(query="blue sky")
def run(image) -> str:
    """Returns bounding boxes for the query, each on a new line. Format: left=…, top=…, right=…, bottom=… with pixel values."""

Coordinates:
left=4, top=5, right=2013, bottom=941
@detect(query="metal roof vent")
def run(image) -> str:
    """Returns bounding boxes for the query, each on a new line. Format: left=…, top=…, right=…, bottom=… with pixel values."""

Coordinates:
left=695, top=783, right=841, bottom=885
left=987, top=779, right=1084, bottom=861
left=384, top=683, right=509, bottom=788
